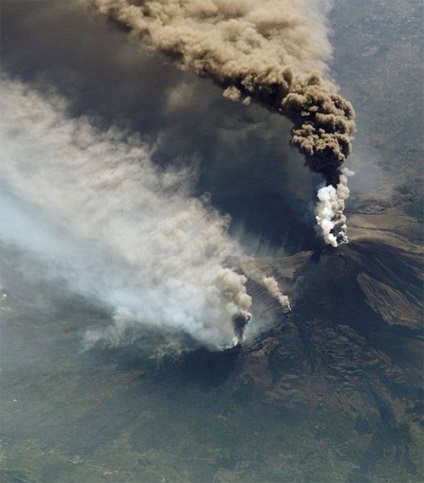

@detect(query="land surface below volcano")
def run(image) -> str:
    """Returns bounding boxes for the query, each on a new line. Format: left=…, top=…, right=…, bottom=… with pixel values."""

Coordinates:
left=1, top=206, right=422, bottom=483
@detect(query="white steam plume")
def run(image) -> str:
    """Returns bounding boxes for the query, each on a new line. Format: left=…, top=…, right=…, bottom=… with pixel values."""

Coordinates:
left=0, top=77, right=262, bottom=350
left=315, top=168, right=354, bottom=247
left=85, top=0, right=356, bottom=247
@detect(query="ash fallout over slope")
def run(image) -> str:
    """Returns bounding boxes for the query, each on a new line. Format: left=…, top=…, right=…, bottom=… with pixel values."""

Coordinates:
left=0, top=2, right=295, bottom=350
left=86, top=0, right=356, bottom=246
left=1, top=77, right=264, bottom=350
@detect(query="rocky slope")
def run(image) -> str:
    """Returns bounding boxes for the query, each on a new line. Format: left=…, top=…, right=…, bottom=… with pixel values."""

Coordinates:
left=232, top=211, right=423, bottom=481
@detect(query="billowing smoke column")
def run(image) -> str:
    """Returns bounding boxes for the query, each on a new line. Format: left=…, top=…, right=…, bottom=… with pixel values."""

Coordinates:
left=86, top=0, right=355, bottom=246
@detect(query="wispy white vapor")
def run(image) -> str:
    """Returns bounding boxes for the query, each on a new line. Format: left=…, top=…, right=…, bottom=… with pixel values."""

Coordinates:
left=238, top=257, right=291, bottom=312
left=0, top=77, right=260, bottom=349
left=261, top=276, right=291, bottom=311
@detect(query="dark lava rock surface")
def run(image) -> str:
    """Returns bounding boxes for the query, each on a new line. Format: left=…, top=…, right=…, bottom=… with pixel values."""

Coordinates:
left=241, top=237, right=423, bottom=410
left=230, top=236, right=423, bottom=480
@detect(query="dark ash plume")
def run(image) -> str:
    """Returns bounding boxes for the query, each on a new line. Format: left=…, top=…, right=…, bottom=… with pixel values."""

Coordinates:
left=283, top=76, right=355, bottom=186
left=232, top=312, right=251, bottom=345
left=86, top=0, right=355, bottom=245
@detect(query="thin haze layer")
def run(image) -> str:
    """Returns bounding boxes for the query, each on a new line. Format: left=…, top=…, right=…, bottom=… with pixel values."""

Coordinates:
left=86, top=0, right=356, bottom=245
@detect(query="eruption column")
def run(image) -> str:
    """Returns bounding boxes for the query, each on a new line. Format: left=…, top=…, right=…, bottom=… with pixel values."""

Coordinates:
left=86, top=0, right=355, bottom=245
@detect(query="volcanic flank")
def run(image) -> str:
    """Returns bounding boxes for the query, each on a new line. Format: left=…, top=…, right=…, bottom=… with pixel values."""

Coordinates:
left=86, top=0, right=356, bottom=246
left=122, top=216, right=422, bottom=480
left=171, top=224, right=422, bottom=478
left=242, top=234, right=423, bottom=472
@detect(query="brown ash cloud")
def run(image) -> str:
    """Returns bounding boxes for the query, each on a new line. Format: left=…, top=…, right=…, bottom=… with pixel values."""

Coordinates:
left=86, top=0, right=356, bottom=245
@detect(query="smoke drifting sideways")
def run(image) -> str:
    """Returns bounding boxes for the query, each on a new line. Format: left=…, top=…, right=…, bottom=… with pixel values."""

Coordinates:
left=86, top=0, right=356, bottom=246
left=0, top=77, right=290, bottom=351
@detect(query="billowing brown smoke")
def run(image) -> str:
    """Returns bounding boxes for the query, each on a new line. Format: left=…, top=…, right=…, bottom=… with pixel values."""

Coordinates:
left=85, top=0, right=355, bottom=244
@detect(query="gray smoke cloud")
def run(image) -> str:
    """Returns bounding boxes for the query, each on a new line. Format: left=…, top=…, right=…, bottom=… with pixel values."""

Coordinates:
left=86, top=0, right=356, bottom=246
left=0, top=76, right=290, bottom=349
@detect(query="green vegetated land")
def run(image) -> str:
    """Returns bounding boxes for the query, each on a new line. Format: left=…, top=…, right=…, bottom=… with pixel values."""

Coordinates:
left=1, top=335, right=422, bottom=483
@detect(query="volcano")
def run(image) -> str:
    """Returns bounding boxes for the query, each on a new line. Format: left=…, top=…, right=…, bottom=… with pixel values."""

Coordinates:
left=122, top=227, right=422, bottom=481
left=227, top=228, right=423, bottom=480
